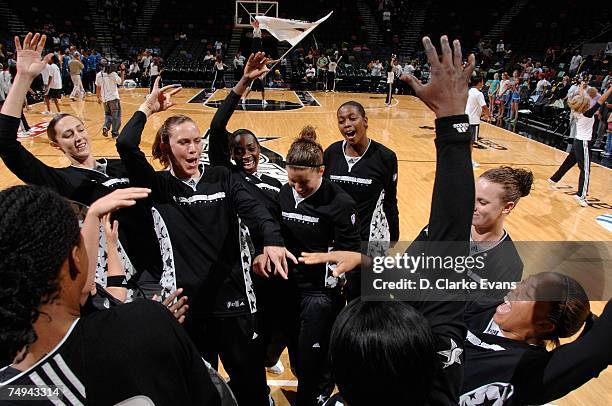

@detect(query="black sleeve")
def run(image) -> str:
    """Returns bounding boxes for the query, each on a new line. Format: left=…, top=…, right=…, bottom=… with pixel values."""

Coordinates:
left=513, top=299, right=612, bottom=405
left=229, top=173, right=284, bottom=247
left=413, top=115, right=474, bottom=406
left=209, top=90, right=241, bottom=167
left=333, top=197, right=362, bottom=252
left=383, top=150, right=400, bottom=242
left=116, top=111, right=161, bottom=196
left=583, top=102, right=601, bottom=118
left=0, top=113, right=71, bottom=191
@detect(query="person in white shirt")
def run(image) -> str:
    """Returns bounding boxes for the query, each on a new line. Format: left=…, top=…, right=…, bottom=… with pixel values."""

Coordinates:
left=45, top=56, right=62, bottom=114
left=569, top=51, right=582, bottom=75
left=496, top=40, right=505, bottom=53
left=95, top=58, right=123, bottom=138
left=141, top=51, right=152, bottom=87
left=233, top=51, right=245, bottom=80
left=326, top=56, right=341, bottom=92
left=370, top=59, right=383, bottom=92
left=0, top=64, right=11, bottom=103
left=535, top=75, right=550, bottom=95
left=403, top=61, right=415, bottom=76
left=549, top=85, right=612, bottom=206
left=465, top=76, right=491, bottom=168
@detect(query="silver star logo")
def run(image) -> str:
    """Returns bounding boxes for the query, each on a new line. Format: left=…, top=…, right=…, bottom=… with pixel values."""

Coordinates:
left=437, top=338, right=463, bottom=369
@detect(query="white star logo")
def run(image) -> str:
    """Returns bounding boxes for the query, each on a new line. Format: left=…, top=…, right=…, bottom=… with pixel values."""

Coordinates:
left=437, top=338, right=463, bottom=369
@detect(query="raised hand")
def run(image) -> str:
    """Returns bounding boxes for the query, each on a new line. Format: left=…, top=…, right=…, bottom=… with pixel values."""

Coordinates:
left=139, top=76, right=182, bottom=116
left=243, top=52, right=276, bottom=80
left=14, top=32, right=53, bottom=80
left=87, top=187, right=151, bottom=218
left=102, top=214, right=119, bottom=245
left=401, top=36, right=475, bottom=118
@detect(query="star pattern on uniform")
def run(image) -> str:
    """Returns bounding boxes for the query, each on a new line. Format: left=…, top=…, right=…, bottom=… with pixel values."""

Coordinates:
left=438, top=338, right=463, bottom=369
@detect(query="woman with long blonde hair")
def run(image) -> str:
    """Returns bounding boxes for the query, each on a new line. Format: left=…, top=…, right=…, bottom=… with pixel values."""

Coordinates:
left=549, top=84, right=612, bottom=206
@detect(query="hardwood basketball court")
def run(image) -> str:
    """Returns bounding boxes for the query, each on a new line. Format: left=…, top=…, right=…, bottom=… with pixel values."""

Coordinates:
left=2, top=88, right=610, bottom=405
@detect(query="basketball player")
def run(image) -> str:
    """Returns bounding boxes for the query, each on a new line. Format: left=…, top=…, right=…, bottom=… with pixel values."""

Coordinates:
left=0, top=185, right=235, bottom=405
left=461, top=274, right=611, bottom=405
left=209, top=51, right=294, bottom=376
left=304, top=35, right=476, bottom=405
left=323, top=100, right=399, bottom=300
left=116, top=76, right=292, bottom=406
left=279, top=131, right=361, bottom=406
left=549, top=84, right=612, bottom=206
left=0, top=32, right=162, bottom=297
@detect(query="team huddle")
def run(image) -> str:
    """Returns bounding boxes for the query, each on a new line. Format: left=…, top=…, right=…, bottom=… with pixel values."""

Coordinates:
left=0, top=32, right=610, bottom=406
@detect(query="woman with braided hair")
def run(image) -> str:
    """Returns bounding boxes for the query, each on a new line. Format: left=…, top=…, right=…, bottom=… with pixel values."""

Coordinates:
left=0, top=185, right=235, bottom=405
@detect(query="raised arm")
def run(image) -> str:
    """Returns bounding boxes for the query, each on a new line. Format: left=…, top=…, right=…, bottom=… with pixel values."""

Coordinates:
left=0, top=33, right=72, bottom=190
left=209, top=52, right=273, bottom=167
left=116, top=77, right=182, bottom=191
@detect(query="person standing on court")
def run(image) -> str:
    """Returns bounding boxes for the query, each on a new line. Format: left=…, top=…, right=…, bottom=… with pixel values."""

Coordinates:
left=323, top=100, right=399, bottom=300
left=548, top=84, right=612, bottom=206
left=466, top=75, right=491, bottom=168
left=96, top=58, right=123, bottom=138
left=69, top=51, right=85, bottom=101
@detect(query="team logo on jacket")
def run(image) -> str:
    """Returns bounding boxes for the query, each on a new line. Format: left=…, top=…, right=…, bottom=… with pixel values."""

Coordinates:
left=227, top=300, right=246, bottom=309
left=438, top=338, right=463, bottom=368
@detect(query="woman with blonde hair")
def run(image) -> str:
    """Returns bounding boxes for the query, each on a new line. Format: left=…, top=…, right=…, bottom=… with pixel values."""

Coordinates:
left=549, top=84, right=612, bottom=206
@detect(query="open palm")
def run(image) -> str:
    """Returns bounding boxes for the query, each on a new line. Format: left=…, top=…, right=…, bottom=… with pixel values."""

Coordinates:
left=243, top=52, right=276, bottom=80
left=14, top=32, right=53, bottom=79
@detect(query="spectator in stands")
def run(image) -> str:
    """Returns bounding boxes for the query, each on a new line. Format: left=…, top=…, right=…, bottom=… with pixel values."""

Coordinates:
left=317, top=53, right=329, bottom=90
left=68, top=52, right=85, bottom=101
left=569, top=50, right=582, bottom=76
left=496, top=39, right=505, bottom=57
left=128, top=59, right=141, bottom=83
left=204, top=50, right=214, bottom=67
left=86, top=49, right=101, bottom=93
left=212, top=55, right=227, bottom=91
left=215, top=40, right=223, bottom=56
left=0, top=64, right=11, bottom=107
left=535, top=74, right=550, bottom=96
left=601, top=70, right=611, bottom=92
left=304, top=64, right=316, bottom=90
left=551, top=75, right=571, bottom=102
left=141, top=50, right=152, bottom=87
left=488, top=72, right=500, bottom=112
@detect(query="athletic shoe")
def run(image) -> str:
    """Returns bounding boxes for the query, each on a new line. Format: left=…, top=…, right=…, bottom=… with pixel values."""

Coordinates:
left=472, top=160, right=480, bottom=168
left=262, top=100, right=268, bottom=106
left=70, top=97, right=76, bottom=101
left=241, top=98, right=246, bottom=105
left=102, top=127, right=109, bottom=137
left=577, top=197, right=588, bottom=207
left=547, top=179, right=557, bottom=189
left=268, top=395, right=275, bottom=406
left=266, top=359, right=284, bottom=375
left=42, top=111, right=51, bottom=115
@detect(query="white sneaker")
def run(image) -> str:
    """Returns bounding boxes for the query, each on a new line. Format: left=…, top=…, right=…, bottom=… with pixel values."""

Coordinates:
left=547, top=179, right=558, bottom=189
left=266, top=359, right=284, bottom=375
left=262, top=100, right=268, bottom=106
left=574, top=195, right=588, bottom=207
left=241, top=98, right=246, bottom=104
left=472, top=160, right=480, bottom=168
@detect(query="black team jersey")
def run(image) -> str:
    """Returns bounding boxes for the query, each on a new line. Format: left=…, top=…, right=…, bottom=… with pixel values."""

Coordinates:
left=0, top=113, right=161, bottom=288
left=116, top=111, right=283, bottom=317
left=323, top=139, right=399, bottom=252
left=279, top=179, right=361, bottom=291
left=208, top=89, right=282, bottom=253
left=0, top=301, right=233, bottom=405
left=461, top=300, right=612, bottom=405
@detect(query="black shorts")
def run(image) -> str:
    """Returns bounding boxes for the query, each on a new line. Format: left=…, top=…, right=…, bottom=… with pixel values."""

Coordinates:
left=47, top=88, right=62, bottom=99
left=250, top=78, right=264, bottom=92
left=469, top=124, right=480, bottom=143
